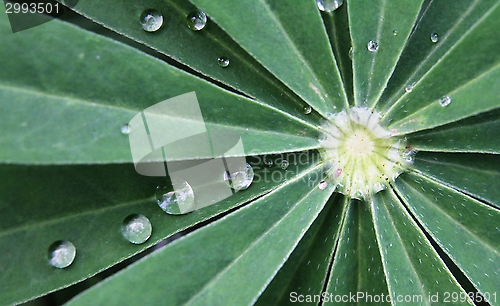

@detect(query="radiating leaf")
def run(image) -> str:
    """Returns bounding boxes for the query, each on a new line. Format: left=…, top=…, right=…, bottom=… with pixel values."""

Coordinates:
left=66, top=166, right=334, bottom=305
left=255, top=194, right=345, bottom=305
left=324, top=199, right=390, bottom=305
left=395, top=173, right=500, bottom=303
left=372, top=190, right=472, bottom=305
left=189, top=0, right=348, bottom=116
left=0, top=11, right=319, bottom=164
left=412, top=152, right=500, bottom=208
left=348, top=0, right=424, bottom=108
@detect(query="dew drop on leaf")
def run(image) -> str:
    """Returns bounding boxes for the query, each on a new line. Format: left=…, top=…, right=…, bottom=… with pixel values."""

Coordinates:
left=224, top=163, right=254, bottom=191
left=405, top=82, right=416, bottom=93
left=139, top=9, right=163, bottom=32
left=217, top=57, right=230, bottom=68
left=318, top=180, right=328, bottom=190
left=430, top=33, right=439, bottom=43
left=120, top=124, right=130, bottom=135
left=48, top=240, right=76, bottom=269
left=439, top=95, right=451, bottom=107
left=121, top=214, right=152, bottom=244
left=393, top=30, right=398, bottom=36
left=303, top=105, right=312, bottom=115
left=186, top=11, right=207, bottom=31
left=156, top=181, right=195, bottom=215
left=316, top=0, right=344, bottom=12
left=367, top=40, right=379, bottom=52
left=278, top=159, right=289, bottom=170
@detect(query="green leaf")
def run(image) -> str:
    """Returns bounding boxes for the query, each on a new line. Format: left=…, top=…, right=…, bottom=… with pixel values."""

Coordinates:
left=381, top=1, right=500, bottom=131
left=0, top=12, right=319, bottom=164
left=348, top=0, right=424, bottom=108
left=67, top=0, right=321, bottom=122
left=406, top=108, right=500, bottom=153
left=0, top=153, right=302, bottom=305
left=412, top=152, right=500, bottom=208
left=66, top=165, right=334, bottom=305
left=189, top=0, right=348, bottom=116
left=255, top=194, right=345, bottom=305
left=372, top=190, right=472, bottom=305
left=324, top=199, right=390, bottom=305
left=395, top=173, right=500, bottom=302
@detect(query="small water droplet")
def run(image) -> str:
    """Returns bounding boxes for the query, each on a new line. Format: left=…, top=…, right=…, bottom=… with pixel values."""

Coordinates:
left=405, top=82, right=416, bottom=93
left=439, top=95, right=451, bottom=107
left=217, top=57, right=230, bottom=68
left=303, top=105, right=312, bottom=115
left=430, top=33, right=439, bottom=43
left=318, top=180, right=328, bottom=190
left=393, top=30, right=398, bottom=36
left=279, top=160, right=289, bottom=170
left=224, top=163, right=254, bottom=191
left=139, top=9, right=163, bottom=32
left=316, top=0, right=343, bottom=12
left=263, top=155, right=273, bottom=167
left=348, top=47, right=353, bottom=59
left=121, top=214, right=152, bottom=244
left=48, top=240, right=76, bottom=268
left=121, top=124, right=130, bottom=135
left=367, top=40, right=379, bottom=52
left=186, top=11, right=207, bottom=31
left=156, top=181, right=195, bottom=215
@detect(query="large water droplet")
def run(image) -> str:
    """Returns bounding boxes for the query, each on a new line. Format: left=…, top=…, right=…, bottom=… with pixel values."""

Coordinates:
left=217, top=57, right=230, bottom=68
left=367, top=40, right=379, bottom=52
left=405, top=82, right=416, bottom=93
left=156, top=181, right=195, bottom=215
left=303, top=105, right=312, bottom=115
left=121, top=214, right=152, bottom=244
left=430, top=33, right=439, bottom=43
left=224, top=163, right=254, bottom=191
left=316, top=0, right=343, bottom=12
left=439, top=95, right=451, bottom=107
left=139, top=9, right=163, bottom=32
left=121, top=124, right=130, bottom=135
left=186, top=11, right=207, bottom=31
left=48, top=240, right=76, bottom=268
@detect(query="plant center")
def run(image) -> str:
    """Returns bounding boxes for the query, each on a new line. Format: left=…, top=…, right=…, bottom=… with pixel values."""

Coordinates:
left=319, top=107, right=414, bottom=200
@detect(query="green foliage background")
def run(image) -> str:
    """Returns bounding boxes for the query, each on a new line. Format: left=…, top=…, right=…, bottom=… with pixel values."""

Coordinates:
left=0, top=0, right=499, bottom=305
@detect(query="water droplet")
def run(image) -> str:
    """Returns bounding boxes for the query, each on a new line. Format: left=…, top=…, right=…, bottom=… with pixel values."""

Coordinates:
left=279, top=160, right=289, bottom=170
left=186, top=11, right=207, bottom=31
left=318, top=180, right=328, bottom=190
left=393, top=30, right=398, bottom=36
left=316, top=0, right=343, bottom=12
left=224, top=163, right=254, bottom=191
left=121, top=124, right=130, bottom=135
left=156, top=181, right=195, bottom=215
left=139, top=9, right=163, bottom=32
left=48, top=240, right=76, bottom=268
left=348, top=47, right=353, bottom=59
left=217, top=57, right=230, bottom=68
left=367, top=40, right=379, bottom=52
left=439, top=95, right=451, bottom=107
left=121, top=214, right=152, bottom=244
left=303, top=105, right=312, bottom=115
left=263, top=155, right=273, bottom=167
left=430, top=33, right=439, bottom=43
left=405, top=82, right=416, bottom=93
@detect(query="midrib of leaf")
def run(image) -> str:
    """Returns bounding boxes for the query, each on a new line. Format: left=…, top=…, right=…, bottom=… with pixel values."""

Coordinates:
left=397, top=173, right=500, bottom=257
left=254, top=0, right=340, bottom=115
left=364, top=0, right=387, bottom=108
left=381, top=0, right=496, bottom=120
left=389, top=61, right=500, bottom=134
left=0, top=197, right=148, bottom=239
left=183, top=165, right=333, bottom=305
left=372, top=191, right=429, bottom=304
